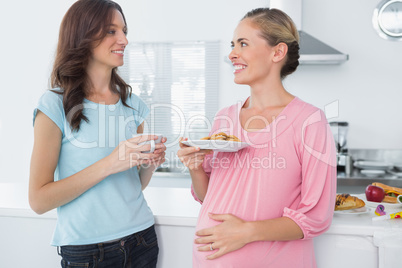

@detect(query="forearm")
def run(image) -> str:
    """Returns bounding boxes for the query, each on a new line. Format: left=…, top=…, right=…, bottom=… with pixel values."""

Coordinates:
left=190, top=168, right=210, bottom=202
left=139, top=164, right=157, bottom=190
left=29, top=157, right=111, bottom=214
left=247, top=217, right=304, bottom=243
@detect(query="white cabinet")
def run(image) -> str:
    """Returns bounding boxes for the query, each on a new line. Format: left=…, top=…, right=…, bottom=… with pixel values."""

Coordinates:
left=0, top=184, right=200, bottom=268
left=155, top=223, right=196, bottom=268
left=314, top=234, right=377, bottom=268
left=1, top=184, right=402, bottom=268
left=0, top=213, right=197, bottom=268
left=0, top=213, right=59, bottom=267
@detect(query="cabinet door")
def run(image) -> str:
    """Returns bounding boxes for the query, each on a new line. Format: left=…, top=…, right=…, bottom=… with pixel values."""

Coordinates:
left=0, top=216, right=59, bottom=267
left=314, top=234, right=377, bottom=268
left=155, top=224, right=196, bottom=268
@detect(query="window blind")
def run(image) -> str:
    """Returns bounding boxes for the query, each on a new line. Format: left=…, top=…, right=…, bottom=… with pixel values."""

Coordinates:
left=119, top=41, right=220, bottom=168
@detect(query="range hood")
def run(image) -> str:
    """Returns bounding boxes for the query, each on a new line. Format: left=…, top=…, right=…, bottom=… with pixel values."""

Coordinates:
left=270, top=0, right=348, bottom=64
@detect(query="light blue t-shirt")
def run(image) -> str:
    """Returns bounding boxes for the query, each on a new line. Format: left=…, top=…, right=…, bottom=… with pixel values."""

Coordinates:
left=33, top=89, right=154, bottom=246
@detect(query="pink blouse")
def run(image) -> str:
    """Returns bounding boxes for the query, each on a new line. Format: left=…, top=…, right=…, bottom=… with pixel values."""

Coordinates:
left=192, top=97, right=337, bottom=268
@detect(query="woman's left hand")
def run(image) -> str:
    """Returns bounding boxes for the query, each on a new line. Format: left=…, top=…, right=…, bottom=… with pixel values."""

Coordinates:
left=146, top=136, right=167, bottom=168
left=194, top=213, right=252, bottom=260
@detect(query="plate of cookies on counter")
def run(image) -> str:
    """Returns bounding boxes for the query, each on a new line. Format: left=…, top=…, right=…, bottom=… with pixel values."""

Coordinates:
left=181, top=132, right=250, bottom=152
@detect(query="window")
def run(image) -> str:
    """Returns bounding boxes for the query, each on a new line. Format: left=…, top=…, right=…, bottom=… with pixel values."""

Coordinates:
left=119, top=41, right=220, bottom=169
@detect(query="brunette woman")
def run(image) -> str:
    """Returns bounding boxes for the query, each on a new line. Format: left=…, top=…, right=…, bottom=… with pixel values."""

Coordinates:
left=29, top=0, right=165, bottom=267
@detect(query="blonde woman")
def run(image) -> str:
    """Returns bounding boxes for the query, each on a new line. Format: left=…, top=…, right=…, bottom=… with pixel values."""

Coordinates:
left=178, top=8, right=336, bottom=267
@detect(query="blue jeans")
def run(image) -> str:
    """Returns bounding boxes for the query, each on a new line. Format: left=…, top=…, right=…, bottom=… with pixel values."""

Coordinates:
left=58, top=225, right=159, bottom=268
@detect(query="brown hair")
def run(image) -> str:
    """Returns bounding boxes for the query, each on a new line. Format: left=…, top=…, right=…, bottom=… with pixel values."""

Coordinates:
left=242, top=8, right=300, bottom=79
left=51, top=0, right=132, bottom=131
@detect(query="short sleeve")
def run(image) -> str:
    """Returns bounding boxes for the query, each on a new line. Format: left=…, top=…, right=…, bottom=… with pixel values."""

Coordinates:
left=128, top=94, right=149, bottom=127
left=33, top=90, right=65, bottom=134
left=191, top=185, right=203, bottom=204
left=283, top=109, right=337, bottom=239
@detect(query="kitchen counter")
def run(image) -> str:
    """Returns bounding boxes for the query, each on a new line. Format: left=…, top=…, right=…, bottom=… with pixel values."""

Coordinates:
left=0, top=183, right=201, bottom=222
left=1, top=182, right=402, bottom=268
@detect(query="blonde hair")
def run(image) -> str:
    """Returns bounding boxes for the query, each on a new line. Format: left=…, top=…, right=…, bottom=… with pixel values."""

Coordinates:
left=242, top=8, right=300, bottom=79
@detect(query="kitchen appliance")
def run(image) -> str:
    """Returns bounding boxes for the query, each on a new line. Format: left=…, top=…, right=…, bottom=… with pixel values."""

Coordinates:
left=330, top=121, right=353, bottom=174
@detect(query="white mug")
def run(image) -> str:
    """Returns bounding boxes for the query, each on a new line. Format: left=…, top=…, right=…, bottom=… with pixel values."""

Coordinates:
left=134, top=134, right=163, bottom=153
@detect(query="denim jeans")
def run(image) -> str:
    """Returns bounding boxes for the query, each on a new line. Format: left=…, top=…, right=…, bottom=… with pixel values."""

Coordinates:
left=58, top=225, right=159, bottom=268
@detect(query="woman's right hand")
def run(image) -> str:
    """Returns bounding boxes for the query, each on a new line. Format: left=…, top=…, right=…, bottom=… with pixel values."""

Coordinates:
left=106, top=135, right=163, bottom=175
left=177, top=137, right=212, bottom=171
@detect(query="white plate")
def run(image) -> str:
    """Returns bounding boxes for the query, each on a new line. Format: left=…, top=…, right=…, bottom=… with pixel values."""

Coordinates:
left=354, top=194, right=402, bottom=210
left=334, top=206, right=371, bottom=215
left=181, top=140, right=250, bottom=152
left=354, top=161, right=394, bottom=170
left=360, top=169, right=385, bottom=176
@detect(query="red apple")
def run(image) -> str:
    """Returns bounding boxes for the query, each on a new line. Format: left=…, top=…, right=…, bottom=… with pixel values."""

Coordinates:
left=365, top=185, right=385, bottom=202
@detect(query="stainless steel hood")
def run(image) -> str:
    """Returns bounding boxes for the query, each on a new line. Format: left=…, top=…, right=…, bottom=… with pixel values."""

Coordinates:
left=270, top=0, right=348, bottom=64
left=298, top=31, right=348, bottom=64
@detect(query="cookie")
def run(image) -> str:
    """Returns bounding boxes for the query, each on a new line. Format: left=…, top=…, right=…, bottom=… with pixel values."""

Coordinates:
left=202, top=133, right=241, bottom=142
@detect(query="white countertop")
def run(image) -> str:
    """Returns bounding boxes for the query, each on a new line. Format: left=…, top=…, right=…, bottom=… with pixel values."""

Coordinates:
left=1, top=182, right=402, bottom=236
left=0, top=182, right=201, bottom=226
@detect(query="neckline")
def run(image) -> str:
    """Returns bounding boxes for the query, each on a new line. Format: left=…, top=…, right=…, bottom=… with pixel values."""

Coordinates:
left=83, top=97, right=122, bottom=106
left=238, top=96, right=299, bottom=134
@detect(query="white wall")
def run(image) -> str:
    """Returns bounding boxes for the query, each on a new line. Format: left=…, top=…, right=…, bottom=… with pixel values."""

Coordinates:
left=0, top=1, right=64, bottom=183
left=296, top=0, right=402, bottom=150
left=1, top=0, right=401, bottom=183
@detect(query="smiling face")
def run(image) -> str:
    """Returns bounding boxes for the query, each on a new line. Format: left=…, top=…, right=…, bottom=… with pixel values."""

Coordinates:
left=229, top=19, right=279, bottom=86
left=89, top=9, right=128, bottom=72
